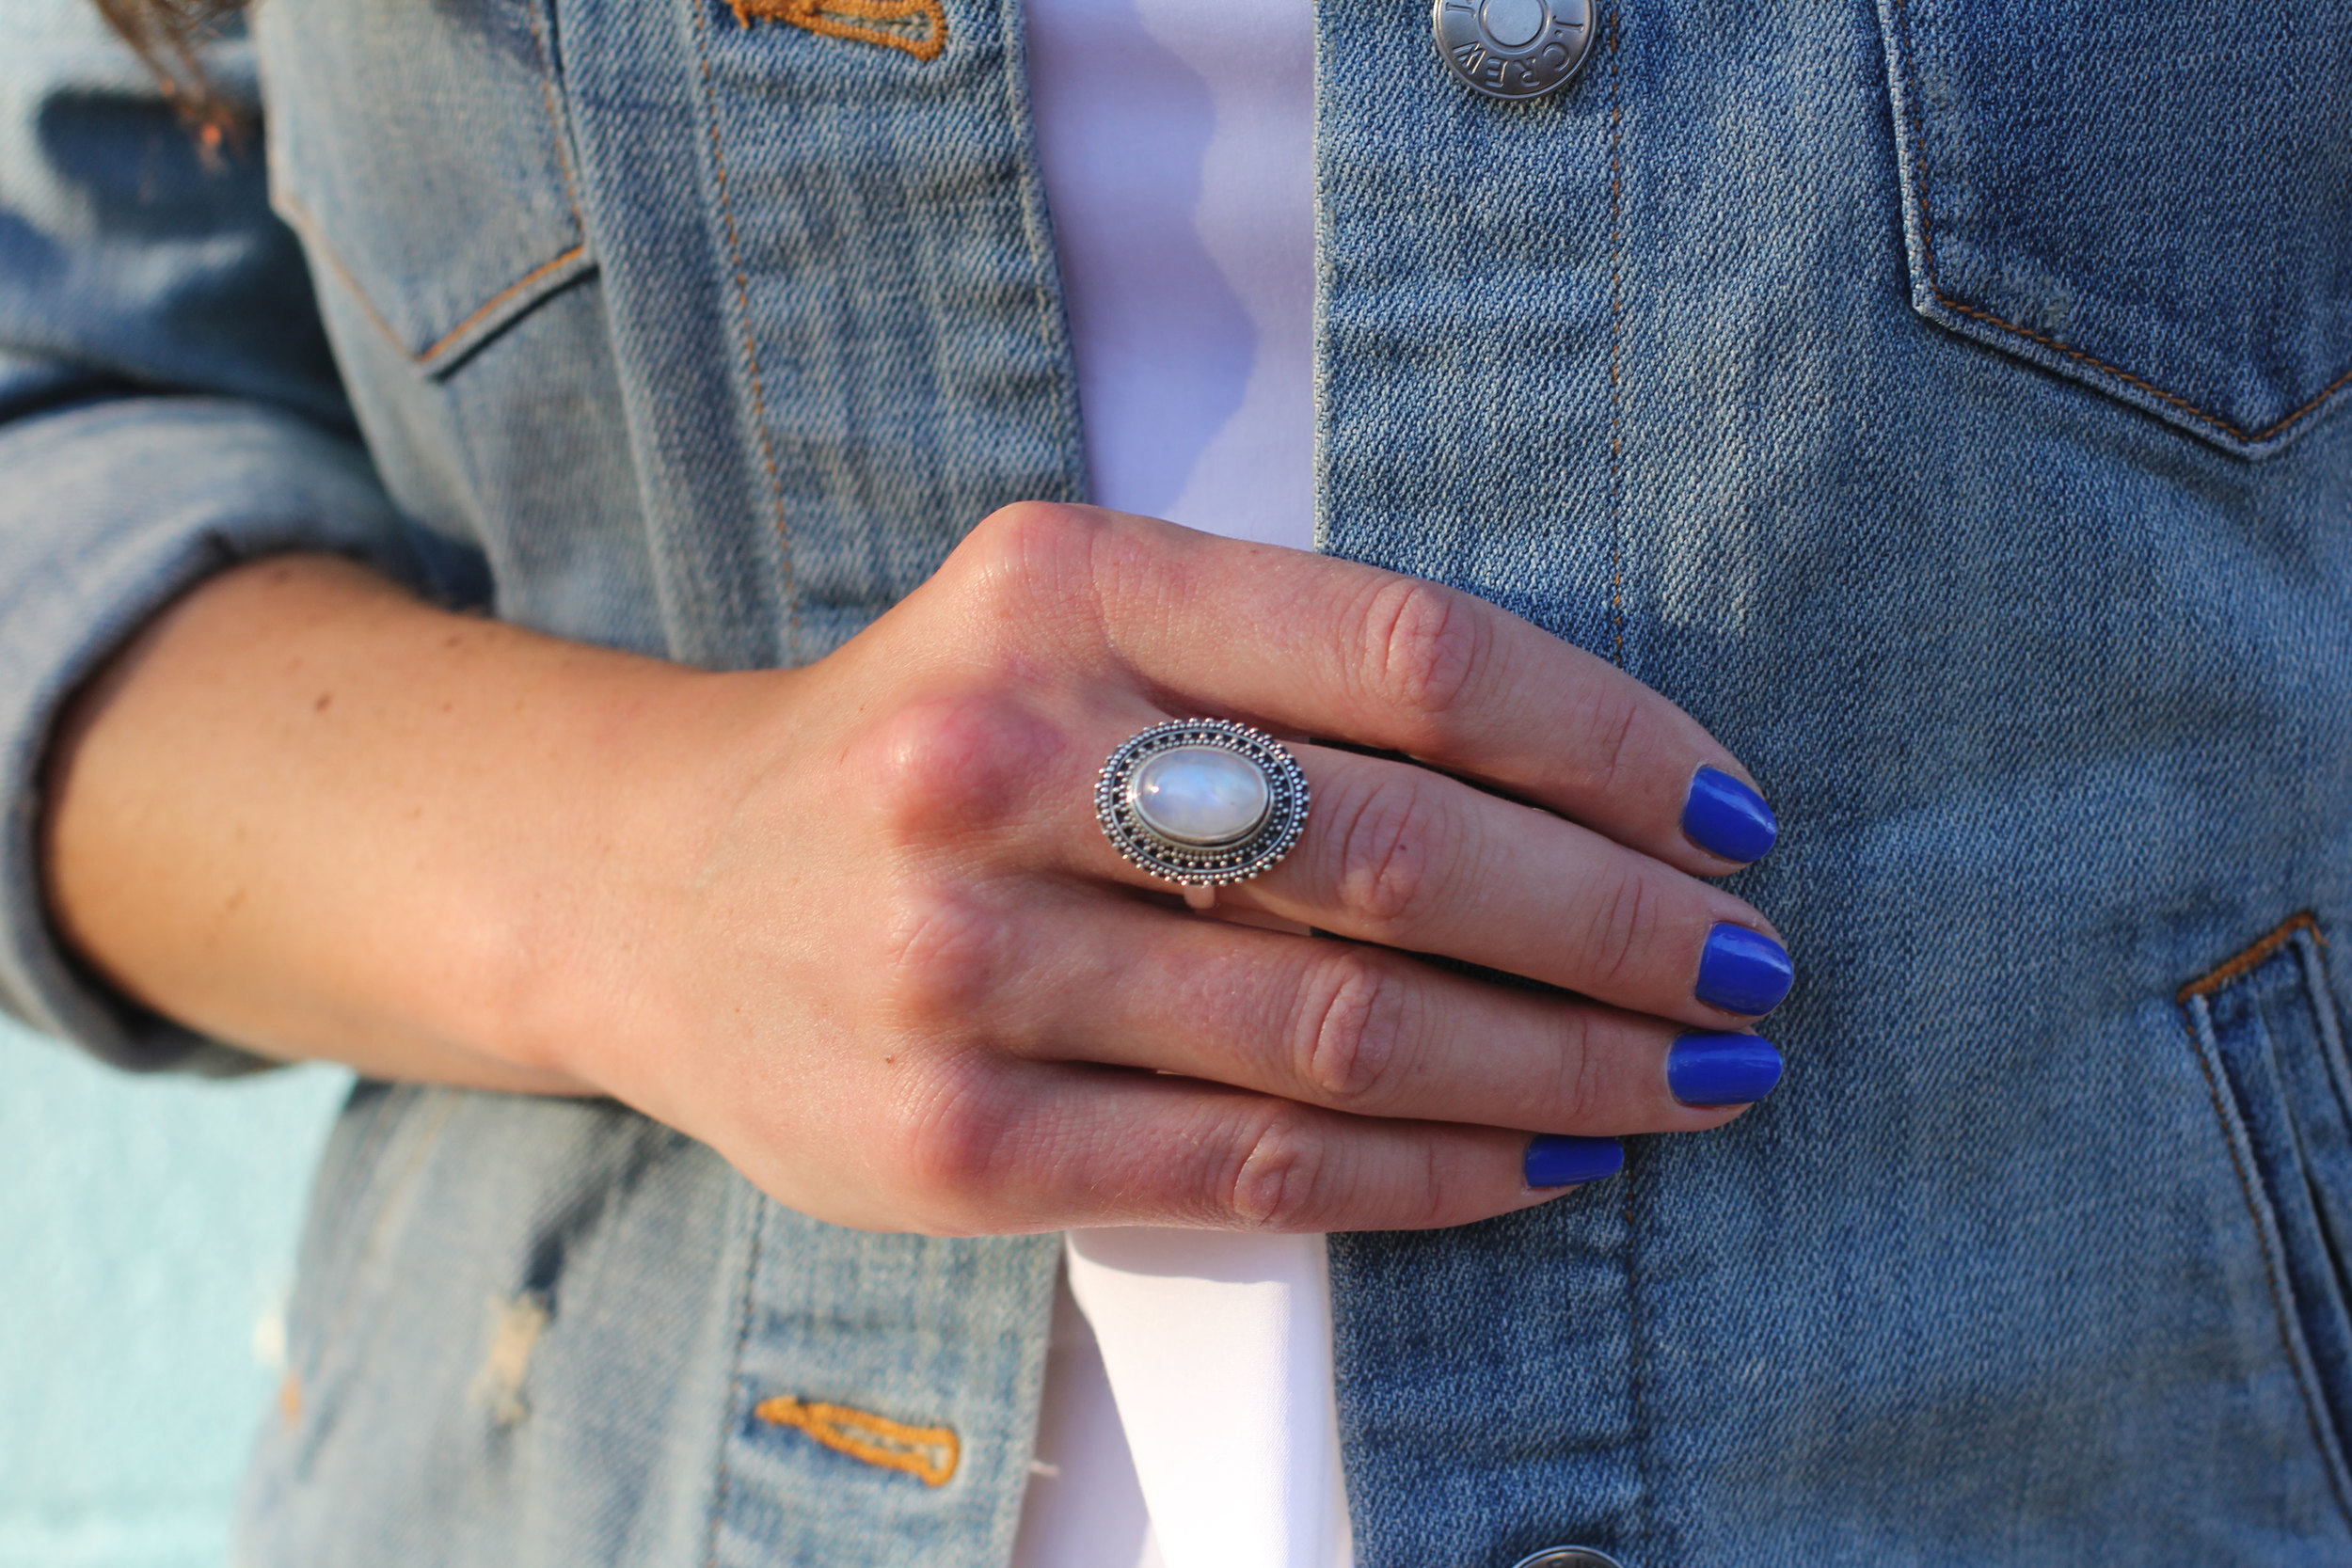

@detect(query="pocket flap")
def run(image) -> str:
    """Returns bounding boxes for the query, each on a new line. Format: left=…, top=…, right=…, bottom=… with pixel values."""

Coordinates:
left=1876, top=0, right=2352, bottom=457
left=261, top=0, right=592, bottom=375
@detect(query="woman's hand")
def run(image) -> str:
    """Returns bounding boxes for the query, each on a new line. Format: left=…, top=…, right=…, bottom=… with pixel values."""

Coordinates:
left=45, top=503, right=1789, bottom=1234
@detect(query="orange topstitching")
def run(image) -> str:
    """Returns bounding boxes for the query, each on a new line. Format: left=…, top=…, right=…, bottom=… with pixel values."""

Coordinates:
left=754, top=1394, right=961, bottom=1487
left=2177, top=911, right=2325, bottom=1004
left=731, top=0, right=947, bottom=62
left=689, top=0, right=804, bottom=652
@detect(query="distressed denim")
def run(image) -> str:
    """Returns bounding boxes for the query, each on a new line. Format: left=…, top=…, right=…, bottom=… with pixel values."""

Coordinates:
left=1, top=0, right=2347, bottom=1564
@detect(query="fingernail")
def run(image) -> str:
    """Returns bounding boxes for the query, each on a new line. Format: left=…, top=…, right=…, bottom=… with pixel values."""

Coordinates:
left=1682, top=766, right=1777, bottom=863
left=1667, top=1031, right=1784, bottom=1106
left=1523, top=1134, right=1625, bottom=1189
left=1695, top=924, right=1795, bottom=1015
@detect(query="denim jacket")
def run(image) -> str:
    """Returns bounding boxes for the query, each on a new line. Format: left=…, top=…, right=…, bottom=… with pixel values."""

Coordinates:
left=3, top=0, right=2349, bottom=1563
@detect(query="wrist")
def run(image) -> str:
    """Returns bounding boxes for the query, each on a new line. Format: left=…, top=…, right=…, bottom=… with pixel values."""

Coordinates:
left=471, top=655, right=807, bottom=1103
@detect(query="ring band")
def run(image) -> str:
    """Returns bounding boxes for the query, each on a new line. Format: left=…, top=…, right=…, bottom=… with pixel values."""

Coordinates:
left=1096, top=719, right=1310, bottom=888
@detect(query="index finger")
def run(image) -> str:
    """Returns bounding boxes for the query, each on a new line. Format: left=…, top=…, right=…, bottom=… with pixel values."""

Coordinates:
left=987, top=503, right=1778, bottom=875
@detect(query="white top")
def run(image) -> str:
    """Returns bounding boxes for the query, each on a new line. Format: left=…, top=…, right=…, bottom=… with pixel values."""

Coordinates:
left=1023, top=0, right=1316, bottom=545
left=1009, top=0, right=1348, bottom=1563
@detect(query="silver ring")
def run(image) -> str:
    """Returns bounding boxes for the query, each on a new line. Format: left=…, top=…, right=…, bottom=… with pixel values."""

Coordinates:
left=1096, top=719, right=1310, bottom=888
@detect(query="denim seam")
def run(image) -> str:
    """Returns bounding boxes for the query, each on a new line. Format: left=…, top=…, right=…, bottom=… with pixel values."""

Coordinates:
left=270, top=8, right=592, bottom=378
left=275, top=191, right=594, bottom=371
left=308, top=1088, right=462, bottom=1355
left=1604, top=6, right=1626, bottom=673
left=689, top=0, right=806, bottom=658
left=2177, top=912, right=2352, bottom=1528
left=1885, top=0, right=2352, bottom=451
left=2297, top=932, right=2352, bottom=1136
left=700, top=1191, right=770, bottom=1568
left=286, top=1088, right=462, bottom=1471
left=519, top=0, right=591, bottom=226
left=1607, top=14, right=1654, bottom=1559
left=2179, top=911, right=2325, bottom=1005
left=993, top=0, right=1089, bottom=507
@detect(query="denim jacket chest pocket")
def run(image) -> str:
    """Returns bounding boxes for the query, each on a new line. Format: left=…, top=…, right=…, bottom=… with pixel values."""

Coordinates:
left=1875, top=0, right=2352, bottom=459
left=258, top=0, right=593, bottom=377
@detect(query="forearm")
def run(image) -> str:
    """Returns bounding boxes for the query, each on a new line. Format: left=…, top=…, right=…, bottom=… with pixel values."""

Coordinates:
left=33, top=508, right=1792, bottom=1234
left=40, top=555, right=742, bottom=1093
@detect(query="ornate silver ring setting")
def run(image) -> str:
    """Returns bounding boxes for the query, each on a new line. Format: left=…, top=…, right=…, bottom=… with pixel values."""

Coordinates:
left=1096, top=719, right=1310, bottom=891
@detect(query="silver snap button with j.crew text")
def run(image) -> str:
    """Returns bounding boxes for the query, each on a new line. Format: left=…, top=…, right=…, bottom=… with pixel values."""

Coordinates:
left=1432, top=0, right=1593, bottom=100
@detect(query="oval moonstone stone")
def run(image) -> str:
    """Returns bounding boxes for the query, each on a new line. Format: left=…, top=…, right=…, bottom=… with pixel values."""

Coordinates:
left=1128, top=746, right=1272, bottom=847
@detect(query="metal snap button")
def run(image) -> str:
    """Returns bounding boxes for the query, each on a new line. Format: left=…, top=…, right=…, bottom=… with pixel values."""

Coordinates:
left=1508, top=1551, right=1629, bottom=1568
left=1432, top=0, right=1594, bottom=101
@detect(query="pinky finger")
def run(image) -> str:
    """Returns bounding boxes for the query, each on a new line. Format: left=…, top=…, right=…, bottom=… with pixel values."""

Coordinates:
left=894, top=1060, right=1623, bottom=1235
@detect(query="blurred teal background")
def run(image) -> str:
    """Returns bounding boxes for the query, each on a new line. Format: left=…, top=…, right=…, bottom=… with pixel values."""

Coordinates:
left=0, top=1017, right=347, bottom=1568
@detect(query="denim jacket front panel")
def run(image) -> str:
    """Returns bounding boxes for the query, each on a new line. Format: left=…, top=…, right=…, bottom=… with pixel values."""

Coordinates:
left=1316, top=1, right=2352, bottom=1562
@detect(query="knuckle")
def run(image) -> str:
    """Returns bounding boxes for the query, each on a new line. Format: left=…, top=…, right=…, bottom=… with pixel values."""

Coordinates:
left=858, top=692, right=1067, bottom=840
left=1294, top=949, right=1414, bottom=1108
left=1577, top=863, right=1662, bottom=993
left=970, top=499, right=1095, bottom=570
left=1221, top=1105, right=1330, bottom=1230
left=889, top=1055, right=1023, bottom=1228
left=1325, top=772, right=1454, bottom=934
left=1355, top=577, right=1490, bottom=746
left=880, top=889, right=1017, bottom=1025
left=1540, top=1008, right=1609, bottom=1129
left=962, top=501, right=1105, bottom=626
left=1563, top=678, right=1647, bottom=800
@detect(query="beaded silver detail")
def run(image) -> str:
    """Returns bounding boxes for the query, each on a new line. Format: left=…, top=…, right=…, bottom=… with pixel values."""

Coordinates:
left=1095, top=719, right=1311, bottom=888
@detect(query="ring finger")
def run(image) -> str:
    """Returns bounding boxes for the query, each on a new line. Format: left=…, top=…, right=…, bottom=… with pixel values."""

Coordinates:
left=996, top=890, right=1777, bottom=1135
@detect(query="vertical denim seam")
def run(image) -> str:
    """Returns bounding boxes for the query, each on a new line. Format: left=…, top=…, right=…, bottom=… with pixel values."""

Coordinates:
left=2177, top=919, right=2352, bottom=1528
left=519, top=0, right=590, bottom=230
left=686, top=0, right=807, bottom=660
left=699, top=1190, right=770, bottom=1568
left=2296, top=930, right=2352, bottom=1126
left=1604, top=6, right=1626, bottom=673
left=992, top=0, right=1090, bottom=504
left=1607, top=12, right=1654, bottom=1559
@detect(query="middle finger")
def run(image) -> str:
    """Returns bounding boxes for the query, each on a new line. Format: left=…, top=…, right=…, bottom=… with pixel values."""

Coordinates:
left=1074, top=726, right=1794, bottom=1027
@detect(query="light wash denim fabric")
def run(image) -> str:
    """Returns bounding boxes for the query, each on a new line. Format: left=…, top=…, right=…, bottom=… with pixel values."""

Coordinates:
left=0, top=0, right=2347, bottom=1565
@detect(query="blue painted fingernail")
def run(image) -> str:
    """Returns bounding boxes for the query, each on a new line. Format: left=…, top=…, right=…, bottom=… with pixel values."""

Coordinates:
left=1694, top=924, right=1795, bottom=1015
left=1682, top=767, right=1777, bottom=863
left=1523, top=1134, right=1625, bottom=1189
left=1667, top=1032, right=1784, bottom=1106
